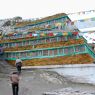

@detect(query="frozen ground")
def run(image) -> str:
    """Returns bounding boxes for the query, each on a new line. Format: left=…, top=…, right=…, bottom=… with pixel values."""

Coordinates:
left=0, top=69, right=95, bottom=95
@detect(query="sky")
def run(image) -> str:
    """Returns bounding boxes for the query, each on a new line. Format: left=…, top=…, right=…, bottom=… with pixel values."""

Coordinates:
left=0, top=0, right=95, bottom=19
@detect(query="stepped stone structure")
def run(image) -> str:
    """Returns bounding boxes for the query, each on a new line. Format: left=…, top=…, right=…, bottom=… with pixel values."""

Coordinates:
left=0, top=12, right=95, bottom=66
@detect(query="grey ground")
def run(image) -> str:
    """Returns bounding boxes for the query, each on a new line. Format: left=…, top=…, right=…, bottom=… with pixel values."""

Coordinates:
left=0, top=60, right=95, bottom=95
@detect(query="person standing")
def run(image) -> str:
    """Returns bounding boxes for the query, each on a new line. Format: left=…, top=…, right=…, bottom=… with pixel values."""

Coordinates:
left=15, top=57, right=22, bottom=74
left=10, top=72, right=19, bottom=95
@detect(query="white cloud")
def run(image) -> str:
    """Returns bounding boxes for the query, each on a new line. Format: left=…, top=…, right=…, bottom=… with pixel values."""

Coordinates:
left=0, top=0, right=95, bottom=19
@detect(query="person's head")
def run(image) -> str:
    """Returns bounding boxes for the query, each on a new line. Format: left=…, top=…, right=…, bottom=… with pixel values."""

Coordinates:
left=16, top=57, right=20, bottom=59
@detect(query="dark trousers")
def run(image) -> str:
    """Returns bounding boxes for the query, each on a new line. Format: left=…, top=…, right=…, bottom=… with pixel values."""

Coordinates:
left=12, top=83, right=19, bottom=95
left=17, top=66, right=21, bottom=74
